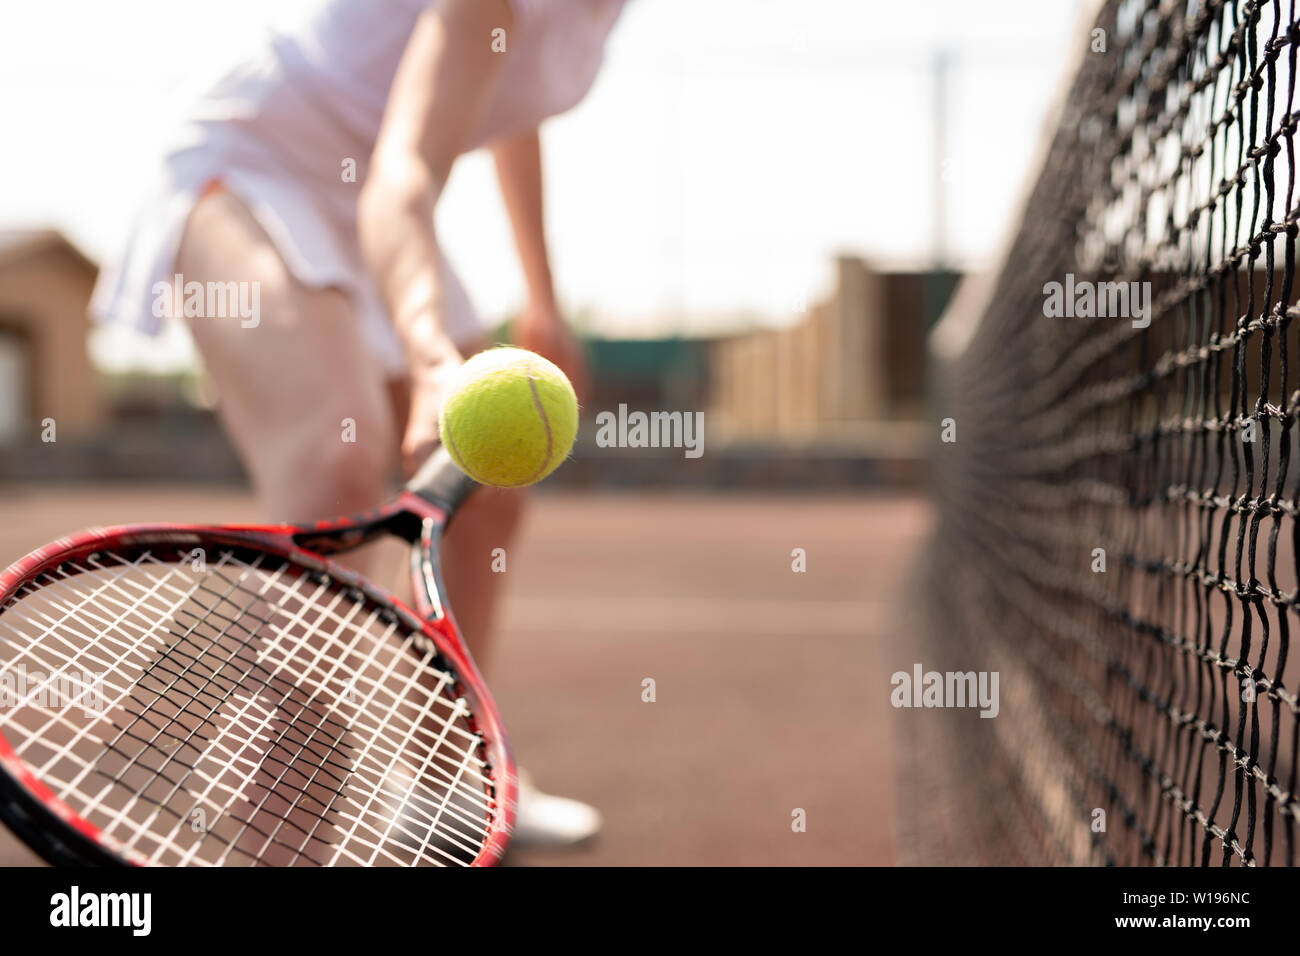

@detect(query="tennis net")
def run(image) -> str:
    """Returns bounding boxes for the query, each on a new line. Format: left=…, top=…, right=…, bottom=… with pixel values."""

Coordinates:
left=920, top=0, right=1300, bottom=865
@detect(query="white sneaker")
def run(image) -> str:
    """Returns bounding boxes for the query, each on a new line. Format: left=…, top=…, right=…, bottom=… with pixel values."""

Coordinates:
left=510, top=769, right=603, bottom=849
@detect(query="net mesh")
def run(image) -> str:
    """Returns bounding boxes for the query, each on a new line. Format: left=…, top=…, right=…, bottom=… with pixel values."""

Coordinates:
left=923, top=0, right=1300, bottom=865
left=0, top=542, right=496, bottom=866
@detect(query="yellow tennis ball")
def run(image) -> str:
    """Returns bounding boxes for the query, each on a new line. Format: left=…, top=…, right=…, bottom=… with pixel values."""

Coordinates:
left=439, top=347, right=579, bottom=488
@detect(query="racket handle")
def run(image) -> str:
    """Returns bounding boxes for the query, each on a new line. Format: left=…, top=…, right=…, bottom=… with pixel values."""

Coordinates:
left=406, top=445, right=478, bottom=515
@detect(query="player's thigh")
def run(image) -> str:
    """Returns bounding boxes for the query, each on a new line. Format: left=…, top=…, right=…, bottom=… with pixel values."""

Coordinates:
left=176, top=190, right=397, bottom=519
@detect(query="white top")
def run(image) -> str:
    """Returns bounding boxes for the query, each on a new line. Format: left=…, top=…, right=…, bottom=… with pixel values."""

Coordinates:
left=92, top=0, right=625, bottom=375
left=180, top=0, right=625, bottom=192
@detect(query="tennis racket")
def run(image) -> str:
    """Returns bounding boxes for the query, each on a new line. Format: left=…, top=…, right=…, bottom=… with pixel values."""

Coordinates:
left=0, top=446, right=514, bottom=866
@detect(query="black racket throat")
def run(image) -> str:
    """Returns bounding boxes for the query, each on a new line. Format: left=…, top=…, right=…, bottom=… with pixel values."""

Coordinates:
left=290, top=448, right=477, bottom=556
left=405, top=446, right=477, bottom=516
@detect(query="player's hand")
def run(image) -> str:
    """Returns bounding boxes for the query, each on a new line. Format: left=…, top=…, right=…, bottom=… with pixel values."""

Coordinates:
left=512, top=302, right=589, bottom=404
left=402, top=334, right=465, bottom=478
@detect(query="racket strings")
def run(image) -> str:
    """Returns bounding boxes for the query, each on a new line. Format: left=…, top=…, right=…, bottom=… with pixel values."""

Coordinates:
left=98, top=599, right=357, bottom=866
left=166, top=565, right=494, bottom=867
left=101, top=558, right=364, bottom=866
left=9, top=554, right=351, bottom=867
left=19, top=546, right=491, bottom=868
left=0, top=546, right=497, bottom=865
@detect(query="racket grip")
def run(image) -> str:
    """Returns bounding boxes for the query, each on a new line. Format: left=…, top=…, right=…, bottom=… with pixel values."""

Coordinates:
left=406, top=445, right=478, bottom=515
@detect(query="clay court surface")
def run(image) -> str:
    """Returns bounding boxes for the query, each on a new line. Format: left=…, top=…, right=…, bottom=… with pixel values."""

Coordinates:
left=0, top=483, right=931, bottom=866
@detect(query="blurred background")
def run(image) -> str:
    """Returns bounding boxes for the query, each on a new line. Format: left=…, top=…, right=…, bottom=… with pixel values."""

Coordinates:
left=0, top=0, right=1083, bottom=864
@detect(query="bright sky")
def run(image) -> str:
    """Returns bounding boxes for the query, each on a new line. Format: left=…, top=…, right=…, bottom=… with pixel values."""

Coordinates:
left=0, top=0, right=1084, bottom=371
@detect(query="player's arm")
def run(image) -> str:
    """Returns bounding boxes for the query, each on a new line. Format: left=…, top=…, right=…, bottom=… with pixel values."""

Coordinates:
left=358, top=0, right=512, bottom=374
left=493, top=129, right=556, bottom=311
left=492, top=128, right=590, bottom=400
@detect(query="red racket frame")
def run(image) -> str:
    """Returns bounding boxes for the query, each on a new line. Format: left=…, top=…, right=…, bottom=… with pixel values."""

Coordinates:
left=0, top=488, right=516, bottom=867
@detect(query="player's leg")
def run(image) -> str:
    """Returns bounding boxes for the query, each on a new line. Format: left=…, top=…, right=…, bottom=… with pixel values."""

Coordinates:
left=396, top=379, right=599, bottom=847
left=390, top=349, right=598, bottom=848
left=175, top=187, right=399, bottom=579
left=439, top=485, right=526, bottom=670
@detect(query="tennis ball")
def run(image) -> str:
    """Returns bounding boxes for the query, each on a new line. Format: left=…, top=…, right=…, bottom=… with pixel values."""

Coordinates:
left=438, top=347, right=579, bottom=488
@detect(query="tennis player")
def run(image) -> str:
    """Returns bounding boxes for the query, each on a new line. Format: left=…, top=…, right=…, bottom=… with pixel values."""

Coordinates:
left=91, top=0, right=625, bottom=849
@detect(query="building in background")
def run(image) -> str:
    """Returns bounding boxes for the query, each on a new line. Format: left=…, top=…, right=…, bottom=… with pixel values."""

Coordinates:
left=707, top=256, right=958, bottom=446
left=0, top=229, right=238, bottom=483
left=0, top=231, right=103, bottom=444
left=584, top=337, right=708, bottom=418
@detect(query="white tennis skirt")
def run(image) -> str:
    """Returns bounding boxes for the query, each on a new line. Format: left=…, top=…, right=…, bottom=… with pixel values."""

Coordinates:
left=90, top=123, right=484, bottom=379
